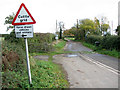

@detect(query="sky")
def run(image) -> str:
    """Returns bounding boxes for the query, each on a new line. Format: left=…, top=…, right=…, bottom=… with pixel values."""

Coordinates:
left=0, top=0, right=119, bottom=34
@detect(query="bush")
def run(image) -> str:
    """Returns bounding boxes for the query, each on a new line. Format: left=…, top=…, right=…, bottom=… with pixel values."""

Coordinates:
left=2, top=41, right=27, bottom=88
left=4, top=32, right=55, bottom=53
left=28, top=33, right=55, bottom=53
left=101, top=36, right=118, bottom=50
left=4, top=31, right=24, bottom=46
left=2, top=41, right=26, bottom=71
left=85, top=35, right=103, bottom=45
left=85, top=35, right=120, bottom=51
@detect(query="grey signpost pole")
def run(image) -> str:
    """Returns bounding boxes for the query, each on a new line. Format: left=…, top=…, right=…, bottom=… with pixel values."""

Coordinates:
left=25, top=38, right=32, bottom=86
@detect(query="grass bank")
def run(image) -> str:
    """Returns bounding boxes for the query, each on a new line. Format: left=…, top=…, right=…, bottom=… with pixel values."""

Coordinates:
left=2, top=56, right=69, bottom=88
left=30, top=56, right=69, bottom=88
left=82, top=42, right=120, bottom=58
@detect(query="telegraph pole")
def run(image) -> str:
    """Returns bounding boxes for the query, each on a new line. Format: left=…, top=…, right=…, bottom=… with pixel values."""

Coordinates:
left=60, top=25, right=62, bottom=39
left=56, top=20, right=57, bottom=32
left=59, top=22, right=63, bottom=39
left=111, top=21, right=113, bottom=35
left=77, top=19, right=78, bottom=29
left=75, top=19, right=79, bottom=40
left=55, top=20, right=58, bottom=41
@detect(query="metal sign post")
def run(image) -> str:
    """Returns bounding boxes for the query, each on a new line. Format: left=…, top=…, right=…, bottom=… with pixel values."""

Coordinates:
left=12, top=3, right=36, bottom=87
left=24, top=38, right=32, bottom=86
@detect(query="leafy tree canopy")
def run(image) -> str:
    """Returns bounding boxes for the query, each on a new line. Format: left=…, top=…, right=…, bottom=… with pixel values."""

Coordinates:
left=101, top=24, right=109, bottom=32
left=4, top=13, right=15, bottom=31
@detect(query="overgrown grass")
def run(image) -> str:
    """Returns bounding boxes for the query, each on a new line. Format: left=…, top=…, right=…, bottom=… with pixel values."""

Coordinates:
left=2, top=39, right=70, bottom=88
left=65, top=37, right=75, bottom=41
left=97, top=49, right=119, bottom=58
left=82, top=42, right=97, bottom=50
left=82, top=42, right=120, bottom=58
left=30, top=57, right=69, bottom=88
left=54, top=40, right=66, bottom=51
left=2, top=56, right=69, bottom=88
left=29, top=40, right=70, bottom=88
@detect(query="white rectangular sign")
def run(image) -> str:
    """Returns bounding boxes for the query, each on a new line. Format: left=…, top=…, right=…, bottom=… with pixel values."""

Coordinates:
left=15, top=24, right=33, bottom=38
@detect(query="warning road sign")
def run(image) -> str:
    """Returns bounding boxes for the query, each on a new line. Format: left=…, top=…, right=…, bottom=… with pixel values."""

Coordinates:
left=12, top=3, right=35, bottom=86
left=12, top=3, right=36, bottom=25
left=15, top=24, right=33, bottom=38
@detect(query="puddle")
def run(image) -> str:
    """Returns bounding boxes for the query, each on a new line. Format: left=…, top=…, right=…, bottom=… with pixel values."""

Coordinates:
left=34, top=55, right=49, bottom=61
left=80, top=51, right=95, bottom=54
left=65, top=54, right=78, bottom=57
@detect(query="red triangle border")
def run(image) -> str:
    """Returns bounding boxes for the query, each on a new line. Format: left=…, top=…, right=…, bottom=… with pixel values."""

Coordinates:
left=12, top=3, right=36, bottom=25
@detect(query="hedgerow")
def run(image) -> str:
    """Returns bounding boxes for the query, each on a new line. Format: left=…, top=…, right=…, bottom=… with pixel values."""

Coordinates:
left=4, top=32, right=55, bottom=53
left=28, top=33, right=55, bottom=53
left=85, top=35, right=120, bottom=51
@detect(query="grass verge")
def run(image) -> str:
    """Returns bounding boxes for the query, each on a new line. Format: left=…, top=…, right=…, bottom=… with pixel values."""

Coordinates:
left=31, top=40, right=74, bottom=56
left=29, top=40, right=71, bottom=88
left=64, top=37, right=75, bottom=41
left=2, top=40, right=70, bottom=88
left=82, top=42, right=120, bottom=58
left=30, top=56, right=69, bottom=88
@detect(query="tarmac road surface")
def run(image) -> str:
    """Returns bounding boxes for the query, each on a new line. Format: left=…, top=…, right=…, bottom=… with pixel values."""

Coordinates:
left=53, top=40, right=119, bottom=88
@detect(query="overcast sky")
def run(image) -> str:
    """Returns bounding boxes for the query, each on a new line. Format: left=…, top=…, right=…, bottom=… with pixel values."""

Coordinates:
left=0, top=0, right=119, bottom=34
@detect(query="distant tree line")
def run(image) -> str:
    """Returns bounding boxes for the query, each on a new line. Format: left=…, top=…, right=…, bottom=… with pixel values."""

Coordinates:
left=63, top=17, right=113, bottom=40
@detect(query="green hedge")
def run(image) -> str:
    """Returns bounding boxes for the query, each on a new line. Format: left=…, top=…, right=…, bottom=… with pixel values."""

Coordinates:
left=4, top=32, right=55, bottom=53
left=85, top=35, right=120, bottom=51
left=2, top=41, right=26, bottom=71
left=28, top=33, right=55, bottom=53
left=85, top=35, right=103, bottom=45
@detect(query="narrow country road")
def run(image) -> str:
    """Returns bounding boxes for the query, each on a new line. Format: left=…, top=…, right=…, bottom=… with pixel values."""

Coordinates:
left=53, top=40, right=119, bottom=88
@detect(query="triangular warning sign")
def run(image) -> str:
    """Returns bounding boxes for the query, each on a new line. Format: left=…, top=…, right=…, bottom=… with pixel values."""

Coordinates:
left=12, top=3, right=36, bottom=25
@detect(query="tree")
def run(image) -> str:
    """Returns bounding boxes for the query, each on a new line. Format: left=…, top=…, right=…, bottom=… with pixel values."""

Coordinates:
left=99, top=16, right=110, bottom=35
left=94, top=17, right=101, bottom=35
left=59, top=27, right=62, bottom=39
left=101, top=24, right=109, bottom=35
left=116, top=25, right=120, bottom=36
left=79, top=19, right=95, bottom=32
left=78, top=19, right=95, bottom=40
left=69, top=27, right=76, bottom=35
left=4, top=13, right=15, bottom=31
left=63, top=28, right=76, bottom=37
left=68, top=17, right=110, bottom=41
left=94, top=17, right=100, bottom=28
left=4, top=13, right=24, bottom=44
left=58, top=22, right=64, bottom=39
